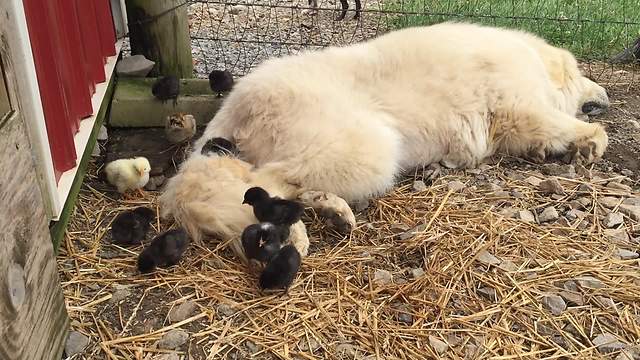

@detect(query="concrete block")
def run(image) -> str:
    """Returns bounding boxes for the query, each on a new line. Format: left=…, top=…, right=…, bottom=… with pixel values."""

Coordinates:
left=109, top=78, right=223, bottom=127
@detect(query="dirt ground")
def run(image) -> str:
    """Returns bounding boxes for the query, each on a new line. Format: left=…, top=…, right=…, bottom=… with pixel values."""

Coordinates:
left=59, top=64, right=640, bottom=360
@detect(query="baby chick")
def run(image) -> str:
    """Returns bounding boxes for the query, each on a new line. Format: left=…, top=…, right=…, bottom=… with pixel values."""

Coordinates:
left=242, top=222, right=290, bottom=263
left=111, top=207, right=155, bottom=245
left=201, top=137, right=239, bottom=157
left=137, top=228, right=190, bottom=273
left=259, top=245, right=301, bottom=292
left=165, top=112, right=196, bottom=144
left=208, top=70, right=234, bottom=97
left=152, top=75, right=180, bottom=106
left=105, top=157, right=151, bottom=198
left=243, top=187, right=304, bottom=226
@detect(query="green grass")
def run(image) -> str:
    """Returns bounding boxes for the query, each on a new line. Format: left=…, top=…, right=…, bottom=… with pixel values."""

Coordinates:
left=384, top=0, right=640, bottom=60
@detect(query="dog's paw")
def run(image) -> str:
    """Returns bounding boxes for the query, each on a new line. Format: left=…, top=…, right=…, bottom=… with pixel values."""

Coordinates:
left=564, top=124, right=608, bottom=165
left=298, top=191, right=356, bottom=234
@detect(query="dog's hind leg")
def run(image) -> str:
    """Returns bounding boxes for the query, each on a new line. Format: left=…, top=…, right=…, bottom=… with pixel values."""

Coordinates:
left=297, top=190, right=357, bottom=234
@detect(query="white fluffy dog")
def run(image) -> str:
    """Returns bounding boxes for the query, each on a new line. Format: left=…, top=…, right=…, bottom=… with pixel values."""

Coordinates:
left=160, top=22, right=610, bottom=261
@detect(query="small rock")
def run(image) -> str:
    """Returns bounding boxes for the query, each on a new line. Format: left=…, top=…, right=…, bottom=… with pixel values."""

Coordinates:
left=559, top=291, right=584, bottom=306
left=499, top=207, right=518, bottom=218
left=538, top=178, right=565, bottom=195
left=97, top=125, right=108, bottom=141
left=91, top=143, right=100, bottom=157
left=411, top=268, right=425, bottom=278
left=494, top=191, right=510, bottom=197
left=578, top=183, right=593, bottom=192
left=623, top=197, right=640, bottom=207
left=616, top=346, right=640, bottom=360
left=390, top=224, right=410, bottom=233
left=595, top=296, right=616, bottom=310
left=399, top=223, right=427, bottom=241
left=607, top=182, right=632, bottom=193
left=550, top=194, right=564, bottom=200
left=497, top=260, right=518, bottom=272
left=116, top=55, right=155, bottom=77
left=621, top=169, right=634, bottom=177
left=599, top=197, right=621, bottom=209
left=374, top=269, right=393, bottom=285
left=605, top=229, right=630, bottom=242
left=614, top=248, right=639, bottom=260
left=563, top=280, right=578, bottom=292
left=465, top=344, right=480, bottom=359
left=541, top=294, right=566, bottom=315
left=477, top=250, right=501, bottom=266
left=525, top=176, right=543, bottom=186
left=575, top=164, right=592, bottom=178
left=447, top=180, right=465, bottom=192
left=216, top=303, right=236, bottom=318
left=153, top=353, right=179, bottom=360
left=334, top=343, right=357, bottom=357
left=593, top=333, right=627, bottom=354
left=575, top=276, right=604, bottom=289
left=604, top=213, right=624, bottom=228
left=542, top=164, right=575, bottom=178
left=511, top=190, right=524, bottom=198
left=65, top=331, right=90, bottom=357
left=168, top=301, right=197, bottom=323
left=146, top=175, right=166, bottom=191
left=620, top=204, right=640, bottom=221
left=565, top=209, right=586, bottom=222
left=429, top=335, right=449, bottom=354
left=228, top=4, right=246, bottom=14
left=538, top=206, right=559, bottom=223
left=396, top=306, right=413, bottom=325
left=477, top=286, right=497, bottom=301
left=110, top=288, right=131, bottom=304
left=517, top=210, right=536, bottom=223
left=298, top=337, right=320, bottom=352
left=481, top=183, right=502, bottom=192
left=158, top=329, right=189, bottom=350
left=412, top=180, right=427, bottom=192
left=245, top=340, right=261, bottom=354
left=446, top=334, right=463, bottom=347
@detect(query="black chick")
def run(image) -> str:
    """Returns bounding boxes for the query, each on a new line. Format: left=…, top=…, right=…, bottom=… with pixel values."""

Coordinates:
left=259, top=245, right=301, bottom=292
left=137, top=228, right=190, bottom=273
left=242, top=222, right=290, bottom=263
left=152, top=75, right=180, bottom=107
left=242, top=187, right=304, bottom=226
left=201, top=137, right=239, bottom=157
left=208, top=70, right=234, bottom=97
left=111, top=207, right=155, bottom=246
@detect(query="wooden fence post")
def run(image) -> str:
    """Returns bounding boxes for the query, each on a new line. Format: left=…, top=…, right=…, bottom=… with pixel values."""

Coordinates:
left=125, top=0, right=193, bottom=78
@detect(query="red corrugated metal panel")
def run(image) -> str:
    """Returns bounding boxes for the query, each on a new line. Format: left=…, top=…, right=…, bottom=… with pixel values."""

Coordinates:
left=58, top=0, right=94, bottom=119
left=23, top=0, right=77, bottom=180
left=76, top=0, right=107, bottom=83
left=95, top=0, right=117, bottom=58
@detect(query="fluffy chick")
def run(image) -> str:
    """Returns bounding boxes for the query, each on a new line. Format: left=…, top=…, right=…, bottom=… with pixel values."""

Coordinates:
left=105, top=157, right=151, bottom=197
left=152, top=75, right=180, bottom=106
left=208, top=70, right=234, bottom=97
left=242, top=222, right=290, bottom=263
left=243, top=187, right=304, bottom=226
left=111, top=207, right=155, bottom=245
left=259, top=245, right=301, bottom=292
left=165, top=112, right=196, bottom=144
left=201, top=137, right=238, bottom=157
left=137, top=228, right=190, bottom=273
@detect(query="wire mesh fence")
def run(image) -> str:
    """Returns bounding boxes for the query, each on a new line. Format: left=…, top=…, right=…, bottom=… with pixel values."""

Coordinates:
left=178, top=0, right=640, bottom=80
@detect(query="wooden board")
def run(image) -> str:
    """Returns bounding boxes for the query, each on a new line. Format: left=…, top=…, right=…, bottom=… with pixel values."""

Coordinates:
left=0, top=5, right=69, bottom=359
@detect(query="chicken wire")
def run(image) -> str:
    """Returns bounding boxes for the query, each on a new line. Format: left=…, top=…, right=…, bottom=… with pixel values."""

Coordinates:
left=182, top=0, right=640, bottom=79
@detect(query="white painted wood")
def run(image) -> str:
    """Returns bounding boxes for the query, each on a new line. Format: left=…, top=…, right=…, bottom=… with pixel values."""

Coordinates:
left=54, top=40, right=123, bottom=220
left=6, top=0, right=60, bottom=219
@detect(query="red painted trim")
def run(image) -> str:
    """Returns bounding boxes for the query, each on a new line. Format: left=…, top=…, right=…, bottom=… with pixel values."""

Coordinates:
left=23, top=0, right=77, bottom=181
left=95, top=0, right=117, bottom=58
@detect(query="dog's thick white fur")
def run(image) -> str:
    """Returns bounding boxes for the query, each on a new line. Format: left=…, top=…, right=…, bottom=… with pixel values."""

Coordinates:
left=160, top=22, right=610, bottom=260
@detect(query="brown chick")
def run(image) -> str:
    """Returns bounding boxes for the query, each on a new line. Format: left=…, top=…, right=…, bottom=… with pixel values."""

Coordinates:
left=104, top=157, right=151, bottom=198
left=165, top=113, right=196, bottom=144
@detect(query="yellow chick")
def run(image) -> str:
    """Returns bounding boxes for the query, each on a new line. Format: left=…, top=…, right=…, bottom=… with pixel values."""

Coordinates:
left=104, top=157, right=151, bottom=198
left=165, top=113, right=196, bottom=144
